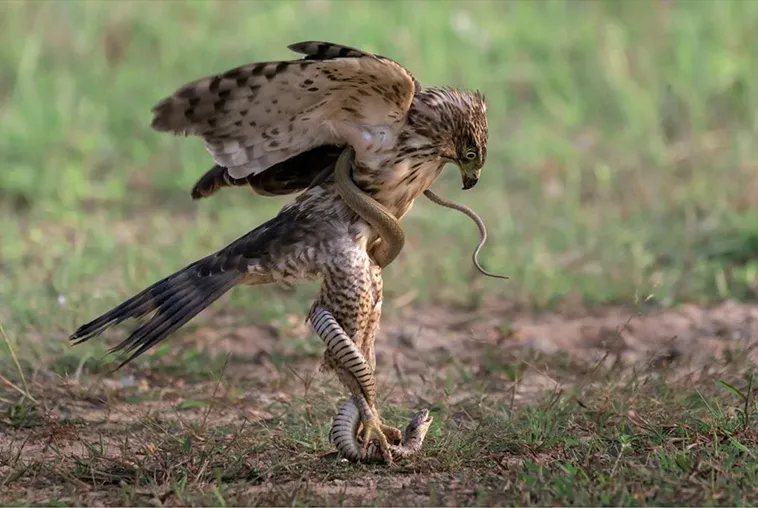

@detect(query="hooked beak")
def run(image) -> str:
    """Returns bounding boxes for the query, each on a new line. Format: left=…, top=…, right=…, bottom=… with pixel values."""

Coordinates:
left=460, top=164, right=481, bottom=190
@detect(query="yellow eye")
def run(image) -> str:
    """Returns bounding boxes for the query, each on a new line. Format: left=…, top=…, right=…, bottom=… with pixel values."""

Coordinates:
left=465, top=150, right=477, bottom=160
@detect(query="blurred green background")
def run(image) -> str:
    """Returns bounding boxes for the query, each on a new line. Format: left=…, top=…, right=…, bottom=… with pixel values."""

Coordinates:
left=2, top=0, right=758, bottom=359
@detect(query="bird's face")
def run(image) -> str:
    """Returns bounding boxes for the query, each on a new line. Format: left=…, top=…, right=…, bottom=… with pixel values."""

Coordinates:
left=415, top=87, right=489, bottom=189
left=456, top=136, right=486, bottom=190
left=453, top=92, right=488, bottom=190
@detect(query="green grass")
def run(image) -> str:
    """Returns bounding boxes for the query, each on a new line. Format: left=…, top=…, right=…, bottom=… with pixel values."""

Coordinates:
left=2, top=342, right=757, bottom=506
left=2, top=0, right=758, bottom=505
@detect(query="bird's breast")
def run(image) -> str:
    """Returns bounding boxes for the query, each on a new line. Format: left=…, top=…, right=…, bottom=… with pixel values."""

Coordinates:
left=357, top=158, right=445, bottom=221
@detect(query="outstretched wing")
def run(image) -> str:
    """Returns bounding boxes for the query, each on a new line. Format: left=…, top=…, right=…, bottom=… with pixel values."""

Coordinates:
left=151, top=41, right=418, bottom=180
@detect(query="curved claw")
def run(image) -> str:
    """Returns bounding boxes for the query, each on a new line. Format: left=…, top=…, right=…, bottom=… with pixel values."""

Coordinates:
left=380, top=422, right=403, bottom=446
left=360, top=416, right=393, bottom=463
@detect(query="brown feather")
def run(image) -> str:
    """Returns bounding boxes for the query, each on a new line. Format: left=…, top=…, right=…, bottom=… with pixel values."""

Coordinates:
left=151, top=41, right=417, bottom=181
left=70, top=183, right=380, bottom=368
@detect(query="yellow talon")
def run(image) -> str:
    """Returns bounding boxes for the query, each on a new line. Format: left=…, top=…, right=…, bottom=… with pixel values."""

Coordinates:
left=381, top=423, right=403, bottom=446
left=356, top=407, right=403, bottom=462
left=372, top=406, right=402, bottom=445
left=359, top=416, right=393, bottom=463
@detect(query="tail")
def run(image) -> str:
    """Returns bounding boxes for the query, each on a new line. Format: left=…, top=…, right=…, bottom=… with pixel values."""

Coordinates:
left=71, top=192, right=311, bottom=368
left=70, top=257, right=243, bottom=368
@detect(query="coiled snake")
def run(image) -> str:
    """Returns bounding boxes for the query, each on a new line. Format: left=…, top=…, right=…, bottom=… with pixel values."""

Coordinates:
left=334, top=147, right=508, bottom=279
left=310, top=306, right=433, bottom=462
left=316, top=147, right=504, bottom=462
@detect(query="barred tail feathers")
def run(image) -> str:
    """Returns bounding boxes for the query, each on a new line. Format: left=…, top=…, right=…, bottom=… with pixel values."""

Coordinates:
left=71, top=187, right=315, bottom=368
left=70, top=259, right=243, bottom=368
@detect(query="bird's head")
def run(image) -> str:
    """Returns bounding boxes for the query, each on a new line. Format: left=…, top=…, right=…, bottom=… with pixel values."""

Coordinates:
left=424, top=88, right=488, bottom=190
left=454, top=92, right=488, bottom=190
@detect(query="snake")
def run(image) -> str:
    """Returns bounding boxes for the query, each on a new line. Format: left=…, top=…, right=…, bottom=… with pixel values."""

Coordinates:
left=310, top=306, right=433, bottom=462
left=333, top=147, right=508, bottom=279
left=331, top=396, right=433, bottom=463
left=320, top=147, right=500, bottom=461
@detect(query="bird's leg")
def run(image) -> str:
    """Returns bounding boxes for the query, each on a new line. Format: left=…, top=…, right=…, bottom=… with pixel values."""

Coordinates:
left=360, top=264, right=402, bottom=446
left=355, top=400, right=394, bottom=463
left=331, top=147, right=404, bottom=445
left=353, top=406, right=402, bottom=448
left=309, top=304, right=395, bottom=462
left=316, top=304, right=434, bottom=464
left=360, top=408, right=402, bottom=446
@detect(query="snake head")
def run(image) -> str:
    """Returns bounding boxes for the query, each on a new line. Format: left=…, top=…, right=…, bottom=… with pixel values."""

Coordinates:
left=404, top=408, right=434, bottom=442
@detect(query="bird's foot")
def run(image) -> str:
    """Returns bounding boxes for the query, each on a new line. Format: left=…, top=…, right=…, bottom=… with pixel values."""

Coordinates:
left=359, top=415, right=394, bottom=463
left=364, top=405, right=402, bottom=445
left=380, top=422, right=403, bottom=446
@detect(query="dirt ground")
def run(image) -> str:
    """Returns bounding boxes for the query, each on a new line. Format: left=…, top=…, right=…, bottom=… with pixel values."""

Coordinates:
left=2, top=299, right=758, bottom=505
left=181, top=297, right=758, bottom=386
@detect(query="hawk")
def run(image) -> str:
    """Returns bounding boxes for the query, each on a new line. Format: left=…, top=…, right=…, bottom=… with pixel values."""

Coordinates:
left=151, top=41, right=488, bottom=223
left=70, top=41, right=489, bottom=461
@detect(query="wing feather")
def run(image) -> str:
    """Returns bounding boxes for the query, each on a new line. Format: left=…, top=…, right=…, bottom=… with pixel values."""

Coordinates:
left=151, top=41, right=417, bottom=179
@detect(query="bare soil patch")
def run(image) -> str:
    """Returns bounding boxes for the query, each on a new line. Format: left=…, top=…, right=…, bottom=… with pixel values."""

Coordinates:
left=2, top=300, right=757, bottom=505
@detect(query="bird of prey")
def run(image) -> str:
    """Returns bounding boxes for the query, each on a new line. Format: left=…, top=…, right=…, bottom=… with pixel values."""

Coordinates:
left=152, top=41, right=488, bottom=225
left=70, top=41, right=489, bottom=460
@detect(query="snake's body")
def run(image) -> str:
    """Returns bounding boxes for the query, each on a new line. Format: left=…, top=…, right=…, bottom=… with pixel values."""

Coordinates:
left=310, top=306, right=432, bottom=462
left=333, top=149, right=405, bottom=268
left=331, top=396, right=432, bottom=462
left=334, top=148, right=507, bottom=279
left=317, top=147, right=502, bottom=462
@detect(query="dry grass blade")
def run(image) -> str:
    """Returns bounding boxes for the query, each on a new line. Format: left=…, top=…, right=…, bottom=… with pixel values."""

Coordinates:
left=0, top=322, right=37, bottom=403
